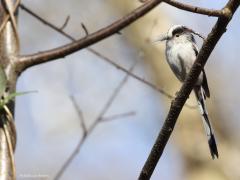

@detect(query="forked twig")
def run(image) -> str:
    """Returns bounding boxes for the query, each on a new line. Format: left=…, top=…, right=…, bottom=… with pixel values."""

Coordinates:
left=54, top=62, right=137, bottom=179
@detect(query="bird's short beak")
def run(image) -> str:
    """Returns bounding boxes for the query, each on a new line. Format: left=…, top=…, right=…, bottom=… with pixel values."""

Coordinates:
left=153, top=34, right=169, bottom=43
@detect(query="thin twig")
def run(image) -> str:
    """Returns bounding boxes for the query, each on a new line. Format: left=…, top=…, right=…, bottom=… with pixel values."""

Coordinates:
left=54, top=101, right=86, bottom=180
left=19, top=4, right=74, bottom=41
left=81, top=23, right=89, bottom=36
left=85, top=48, right=197, bottom=109
left=138, top=1, right=239, bottom=179
left=19, top=3, right=199, bottom=109
left=69, top=95, right=87, bottom=136
left=88, top=49, right=172, bottom=99
left=60, top=15, right=70, bottom=30
left=94, top=62, right=137, bottom=123
left=101, top=111, right=136, bottom=122
left=54, top=62, right=137, bottom=179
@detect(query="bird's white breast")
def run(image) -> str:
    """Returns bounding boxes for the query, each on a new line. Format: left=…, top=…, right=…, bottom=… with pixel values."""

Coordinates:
left=165, top=41, right=202, bottom=83
left=166, top=42, right=196, bottom=72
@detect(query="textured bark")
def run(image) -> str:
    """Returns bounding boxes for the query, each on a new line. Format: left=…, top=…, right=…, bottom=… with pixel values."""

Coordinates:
left=0, top=0, right=19, bottom=179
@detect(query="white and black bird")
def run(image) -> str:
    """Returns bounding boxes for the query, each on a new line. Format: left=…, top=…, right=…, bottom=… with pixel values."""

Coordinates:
left=156, top=25, right=218, bottom=159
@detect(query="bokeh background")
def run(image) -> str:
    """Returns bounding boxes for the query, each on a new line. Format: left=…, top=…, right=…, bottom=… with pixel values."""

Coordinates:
left=15, top=0, right=240, bottom=179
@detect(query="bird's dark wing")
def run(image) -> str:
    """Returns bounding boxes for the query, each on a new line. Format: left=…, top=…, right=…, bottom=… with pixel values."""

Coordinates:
left=168, top=61, right=184, bottom=82
left=177, top=55, right=187, bottom=81
left=192, top=43, right=198, bottom=57
left=192, top=44, right=210, bottom=98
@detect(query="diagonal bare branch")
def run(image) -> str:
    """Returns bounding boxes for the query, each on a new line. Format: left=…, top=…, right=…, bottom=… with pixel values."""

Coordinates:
left=18, top=4, right=173, bottom=97
left=94, top=62, right=137, bottom=123
left=138, top=0, right=240, bottom=179
left=17, top=0, right=165, bottom=72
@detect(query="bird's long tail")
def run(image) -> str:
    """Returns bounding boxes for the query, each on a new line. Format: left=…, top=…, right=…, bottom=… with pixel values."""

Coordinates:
left=194, top=87, right=218, bottom=159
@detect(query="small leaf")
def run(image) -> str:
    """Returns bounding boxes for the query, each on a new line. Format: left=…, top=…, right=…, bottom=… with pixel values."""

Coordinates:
left=5, top=91, right=38, bottom=103
left=0, top=91, right=37, bottom=110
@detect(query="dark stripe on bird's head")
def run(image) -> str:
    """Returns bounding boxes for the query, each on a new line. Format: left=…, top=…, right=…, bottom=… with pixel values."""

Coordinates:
left=172, top=26, right=185, bottom=36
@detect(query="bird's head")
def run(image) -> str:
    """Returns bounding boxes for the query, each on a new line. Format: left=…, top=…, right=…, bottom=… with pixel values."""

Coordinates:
left=155, top=25, right=204, bottom=43
left=156, top=25, right=191, bottom=42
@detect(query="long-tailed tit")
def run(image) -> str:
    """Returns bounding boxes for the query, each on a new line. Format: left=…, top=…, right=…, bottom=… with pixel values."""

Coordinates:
left=156, top=25, right=218, bottom=159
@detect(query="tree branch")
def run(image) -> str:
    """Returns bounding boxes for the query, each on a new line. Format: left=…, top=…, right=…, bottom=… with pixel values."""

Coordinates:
left=138, top=0, right=239, bottom=179
left=140, top=0, right=223, bottom=17
left=17, top=0, right=164, bottom=72
left=163, top=0, right=223, bottom=17
left=19, top=2, right=173, bottom=99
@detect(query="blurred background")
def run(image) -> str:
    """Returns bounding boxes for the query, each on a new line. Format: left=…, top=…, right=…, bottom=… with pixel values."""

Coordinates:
left=15, top=0, right=240, bottom=179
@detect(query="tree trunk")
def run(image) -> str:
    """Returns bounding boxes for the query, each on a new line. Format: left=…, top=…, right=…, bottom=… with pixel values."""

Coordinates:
left=0, top=0, right=19, bottom=179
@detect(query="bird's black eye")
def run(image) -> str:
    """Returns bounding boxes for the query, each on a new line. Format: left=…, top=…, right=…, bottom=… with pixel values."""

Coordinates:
left=172, top=27, right=184, bottom=37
